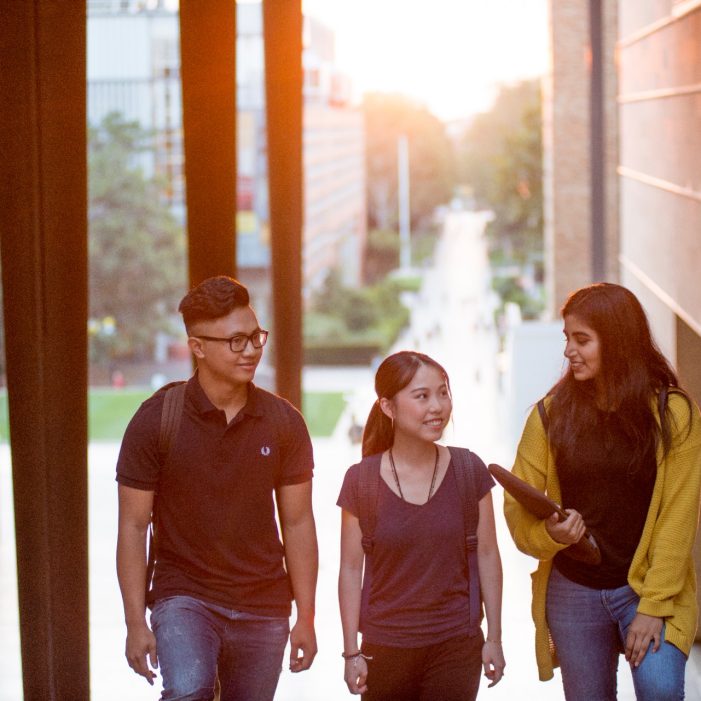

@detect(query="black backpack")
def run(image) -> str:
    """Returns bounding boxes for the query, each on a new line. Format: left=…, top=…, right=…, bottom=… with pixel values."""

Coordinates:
left=356, top=446, right=483, bottom=634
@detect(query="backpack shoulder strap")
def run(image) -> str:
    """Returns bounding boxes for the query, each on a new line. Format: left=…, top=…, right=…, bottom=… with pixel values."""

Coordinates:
left=450, top=446, right=479, bottom=544
left=537, top=397, right=549, bottom=434
left=158, top=381, right=187, bottom=459
left=146, top=380, right=186, bottom=592
left=658, top=385, right=669, bottom=419
left=449, top=446, right=482, bottom=633
left=356, top=455, right=382, bottom=627
left=357, top=456, right=381, bottom=555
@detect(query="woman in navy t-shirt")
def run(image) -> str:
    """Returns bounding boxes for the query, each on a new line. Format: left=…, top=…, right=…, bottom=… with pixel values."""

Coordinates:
left=338, top=351, right=505, bottom=700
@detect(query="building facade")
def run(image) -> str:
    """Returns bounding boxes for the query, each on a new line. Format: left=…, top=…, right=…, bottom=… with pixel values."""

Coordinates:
left=235, top=4, right=367, bottom=311
left=88, top=2, right=184, bottom=211
left=545, top=0, right=701, bottom=402
left=617, top=0, right=701, bottom=402
left=543, top=0, right=620, bottom=312
left=88, top=0, right=367, bottom=320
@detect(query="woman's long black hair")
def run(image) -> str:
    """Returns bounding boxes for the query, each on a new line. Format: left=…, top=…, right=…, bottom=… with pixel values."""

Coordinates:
left=546, top=283, right=688, bottom=467
left=361, top=351, right=450, bottom=457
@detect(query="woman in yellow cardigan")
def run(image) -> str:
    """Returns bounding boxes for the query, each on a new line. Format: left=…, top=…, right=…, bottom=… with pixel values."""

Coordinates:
left=505, top=283, right=701, bottom=701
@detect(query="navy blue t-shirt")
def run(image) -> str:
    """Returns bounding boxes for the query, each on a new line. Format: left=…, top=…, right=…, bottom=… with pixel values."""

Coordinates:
left=337, top=450, right=494, bottom=647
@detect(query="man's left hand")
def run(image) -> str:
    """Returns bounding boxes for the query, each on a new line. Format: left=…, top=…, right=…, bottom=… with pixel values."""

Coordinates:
left=289, top=618, right=317, bottom=672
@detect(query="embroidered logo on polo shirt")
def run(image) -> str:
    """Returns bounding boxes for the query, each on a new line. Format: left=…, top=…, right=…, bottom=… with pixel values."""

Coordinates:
left=261, top=446, right=271, bottom=456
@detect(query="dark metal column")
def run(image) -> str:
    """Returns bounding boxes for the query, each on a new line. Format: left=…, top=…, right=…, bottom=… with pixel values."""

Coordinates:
left=180, top=1, right=238, bottom=286
left=263, top=0, right=304, bottom=409
left=0, top=2, right=89, bottom=698
left=589, top=0, right=606, bottom=281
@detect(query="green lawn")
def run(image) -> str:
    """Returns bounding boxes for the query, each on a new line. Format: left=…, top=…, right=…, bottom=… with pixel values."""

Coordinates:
left=0, top=388, right=345, bottom=442
left=0, top=392, right=8, bottom=444
left=88, top=389, right=151, bottom=441
left=302, top=391, right=346, bottom=438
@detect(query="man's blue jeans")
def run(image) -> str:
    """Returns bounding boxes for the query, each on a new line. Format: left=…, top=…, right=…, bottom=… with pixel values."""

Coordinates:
left=150, top=595, right=289, bottom=701
left=546, top=567, right=687, bottom=701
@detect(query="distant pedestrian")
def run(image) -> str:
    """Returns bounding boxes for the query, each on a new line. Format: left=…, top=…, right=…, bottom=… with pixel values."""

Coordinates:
left=338, top=351, right=505, bottom=700
left=116, top=275, right=318, bottom=700
left=111, top=369, right=125, bottom=388
left=504, top=282, right=701, bottom=700
left=149, top=372, right=167, bottom=391
left=347, top=414, right=363, bottom=445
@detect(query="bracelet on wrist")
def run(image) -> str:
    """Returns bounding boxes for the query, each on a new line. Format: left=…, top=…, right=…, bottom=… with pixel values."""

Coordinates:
left=341, top=651, right=373, bottom=661
left=486, top=638, right=502, bottom=644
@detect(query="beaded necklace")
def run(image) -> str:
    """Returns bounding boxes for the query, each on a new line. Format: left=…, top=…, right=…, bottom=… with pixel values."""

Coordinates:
left=388, top=445, right=440, bottom=503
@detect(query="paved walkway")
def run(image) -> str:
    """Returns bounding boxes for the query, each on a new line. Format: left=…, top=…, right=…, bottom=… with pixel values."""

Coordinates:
left=2, top=211, right=701, bottom=699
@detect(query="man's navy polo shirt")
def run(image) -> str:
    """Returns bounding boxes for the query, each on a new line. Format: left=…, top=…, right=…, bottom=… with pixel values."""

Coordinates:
left=116, top=374, right=314, bottom=617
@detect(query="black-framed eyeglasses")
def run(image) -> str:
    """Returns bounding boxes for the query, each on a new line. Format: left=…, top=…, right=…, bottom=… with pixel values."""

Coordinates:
left=195, top=329, right=269, bottom=352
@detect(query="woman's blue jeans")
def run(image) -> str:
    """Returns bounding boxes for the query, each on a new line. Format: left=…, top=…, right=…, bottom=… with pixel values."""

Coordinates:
left=150, top=595, right=289, bottom=701
left=546, top=567, right=687, bottom=701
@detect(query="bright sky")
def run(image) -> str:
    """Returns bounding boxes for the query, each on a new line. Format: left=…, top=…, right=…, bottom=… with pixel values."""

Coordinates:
left=301, top=0, right=549, bottom=122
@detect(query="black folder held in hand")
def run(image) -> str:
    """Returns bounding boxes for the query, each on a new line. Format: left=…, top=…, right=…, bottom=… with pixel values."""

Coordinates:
left=488, top=463, right=601, bottom=566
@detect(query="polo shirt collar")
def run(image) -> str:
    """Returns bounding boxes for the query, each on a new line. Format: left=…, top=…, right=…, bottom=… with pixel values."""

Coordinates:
left=187, top=372, right=264, bottom=419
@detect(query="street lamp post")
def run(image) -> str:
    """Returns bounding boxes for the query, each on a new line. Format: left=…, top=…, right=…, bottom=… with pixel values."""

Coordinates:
left=398, top=134, right=411, bottom=271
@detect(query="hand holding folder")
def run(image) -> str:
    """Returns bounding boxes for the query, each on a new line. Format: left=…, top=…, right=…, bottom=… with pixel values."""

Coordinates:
left=488, top=463, right=601, bottom=566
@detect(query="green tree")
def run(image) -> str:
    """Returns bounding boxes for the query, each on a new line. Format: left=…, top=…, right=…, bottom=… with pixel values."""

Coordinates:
left=364, top=93, right=455, bottom=232
left=459, top=80, right=543, bottom=267
left=309, top=269, right=378, bottom=332
left=89, top=112, right=185, bottom=362
left=364, top=228, right=400, bottom=284
left=306, top=269, right=410, bottom=351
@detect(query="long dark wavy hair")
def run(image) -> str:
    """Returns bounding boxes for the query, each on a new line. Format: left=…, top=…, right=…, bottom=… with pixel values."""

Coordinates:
left=361, top=351, right=451, bottom=457
left=546, top=283, right=687, bottom=468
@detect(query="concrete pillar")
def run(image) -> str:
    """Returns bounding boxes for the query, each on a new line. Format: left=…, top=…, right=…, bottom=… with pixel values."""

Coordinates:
left=543, top=0, right=618, bottom=313
left=180, top=0, right=238, bottom=285
left=263, top=0, right=304, bottom=409
left=0, top=2, right=89, bottom=697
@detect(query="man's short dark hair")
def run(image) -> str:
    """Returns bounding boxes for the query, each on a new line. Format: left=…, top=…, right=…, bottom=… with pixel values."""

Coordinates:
left=178, top=276, right=250, bottom=333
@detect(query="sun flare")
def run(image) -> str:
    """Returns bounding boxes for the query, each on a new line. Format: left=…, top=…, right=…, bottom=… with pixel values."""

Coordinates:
left=301, top=0, right=548, bottom=120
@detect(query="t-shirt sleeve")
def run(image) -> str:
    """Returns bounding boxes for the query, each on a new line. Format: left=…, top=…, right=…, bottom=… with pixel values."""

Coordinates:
left=336, top=462, right=361, bottom=517
left=277, top=403, right=314, bottom=486
left=471, top=451, right=495, bottom=500
left=115, top=397, right=162, bottom=491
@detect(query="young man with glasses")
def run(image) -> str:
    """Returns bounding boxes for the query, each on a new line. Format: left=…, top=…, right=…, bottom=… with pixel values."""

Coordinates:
left=116, top=275, right=318, bottom=700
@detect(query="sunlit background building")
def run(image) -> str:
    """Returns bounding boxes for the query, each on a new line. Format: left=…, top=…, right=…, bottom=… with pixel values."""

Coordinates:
left=543, top=0, right=701, bottom=409
left=87, top=0, right=365, bottom=326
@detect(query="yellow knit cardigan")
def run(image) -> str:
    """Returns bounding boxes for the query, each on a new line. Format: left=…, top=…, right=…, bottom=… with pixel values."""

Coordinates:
left=504, top=392, right=701, bottom=681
